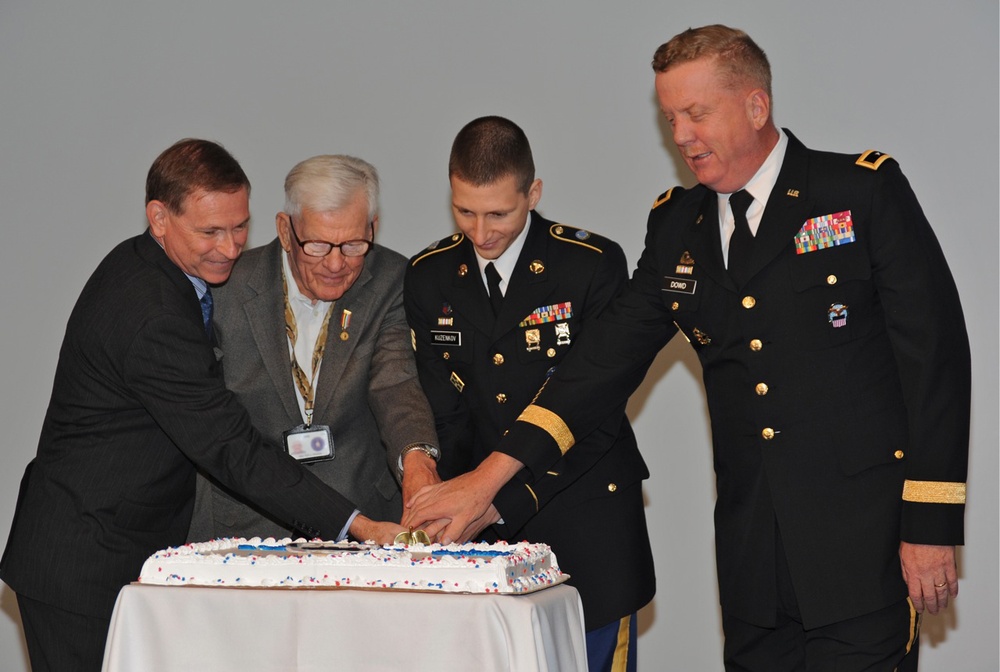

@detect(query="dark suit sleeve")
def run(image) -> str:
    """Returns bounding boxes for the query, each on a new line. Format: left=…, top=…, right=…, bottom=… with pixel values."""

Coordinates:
left=496, top=209, right=680, bottom=479
left=867, top=163, right=970, bottom=544
left=123, top=310, right=358, bottom=540
left=367, top=258, right=440, bottom=480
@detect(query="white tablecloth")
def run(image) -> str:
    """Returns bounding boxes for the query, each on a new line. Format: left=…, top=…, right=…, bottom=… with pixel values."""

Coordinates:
left=102, top=583, right=587, bottom=672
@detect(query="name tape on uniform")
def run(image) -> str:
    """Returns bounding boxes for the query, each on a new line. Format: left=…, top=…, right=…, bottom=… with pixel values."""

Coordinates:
left=662, top=277, right=697, bottom=295
left=431, top=331, right=461, bottom=346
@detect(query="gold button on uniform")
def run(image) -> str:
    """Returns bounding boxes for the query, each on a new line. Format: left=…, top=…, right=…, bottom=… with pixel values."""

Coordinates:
left=607, top=483, right=617, bottom=493
left=442, top=352, right=450, bottom=360
left=894, top=450, right=905, bottom=459
left=546, top=348, right=556, bottom=358
left=496, top=393, right=507, bottom=404
left=755, top=383, right=769, bottom=396
left=749, top=339, right=763, bottom=352
left=671, top=301, right=680, bottom=311
left=761, top=428, right=775, bottom=440
left=827, top=275, right=838, bottom=285
left=492, top=353, right=504, bottom=366
left=742, top=296, right=756, bottom=309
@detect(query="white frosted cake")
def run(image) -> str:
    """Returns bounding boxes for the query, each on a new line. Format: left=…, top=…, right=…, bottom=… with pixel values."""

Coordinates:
left=137, top=537, right=564, bottom=594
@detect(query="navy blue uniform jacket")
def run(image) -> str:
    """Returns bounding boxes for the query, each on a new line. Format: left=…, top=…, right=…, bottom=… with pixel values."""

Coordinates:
left=405, top=212, right=655, bottom=630
left=498, top=133, right=970, bottom=629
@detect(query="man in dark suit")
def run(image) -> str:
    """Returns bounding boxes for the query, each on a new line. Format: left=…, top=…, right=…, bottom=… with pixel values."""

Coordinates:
left=405, top=29, right=970, bottom=671
left=188, top=154, right=440, bottom=542
left=403, top=116, right=654, bottom=671
left=0, top=139, right=405, bottom=672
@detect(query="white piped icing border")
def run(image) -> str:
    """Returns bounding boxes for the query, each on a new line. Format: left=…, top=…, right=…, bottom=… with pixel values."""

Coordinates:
left=138, top=537, right=564, bottom=594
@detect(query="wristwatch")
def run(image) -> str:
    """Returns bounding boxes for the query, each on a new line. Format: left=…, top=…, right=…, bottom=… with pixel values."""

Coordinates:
left=397, top=443, right=441, bottom=474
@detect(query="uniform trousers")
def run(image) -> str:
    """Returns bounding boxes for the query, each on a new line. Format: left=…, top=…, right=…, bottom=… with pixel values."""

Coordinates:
left=586, top=612, right=638, bottom=672
left=722, top=525, right=919, bottom=672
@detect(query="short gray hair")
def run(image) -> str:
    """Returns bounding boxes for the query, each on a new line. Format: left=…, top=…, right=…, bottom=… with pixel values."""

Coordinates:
left=283, top=154, right=379, bottom=222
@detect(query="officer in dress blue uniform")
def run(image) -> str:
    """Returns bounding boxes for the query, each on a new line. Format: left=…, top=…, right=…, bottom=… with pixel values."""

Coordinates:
left=403, top=116, right=654, bottom=672
left=405, top=29, right=970, bottom=672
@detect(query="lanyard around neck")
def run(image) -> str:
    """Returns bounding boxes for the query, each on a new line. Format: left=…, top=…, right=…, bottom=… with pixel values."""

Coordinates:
left=282, top=267, right=335, bottom=426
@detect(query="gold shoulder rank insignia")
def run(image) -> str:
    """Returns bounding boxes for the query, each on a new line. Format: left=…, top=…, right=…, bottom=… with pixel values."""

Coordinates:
left=411, top=233, right=465, bottom=266
left=549, top=224, right=603, bottom=253
left=855, top=150, right=894, bottom=171
left=652, top=186, right=676, bottom=209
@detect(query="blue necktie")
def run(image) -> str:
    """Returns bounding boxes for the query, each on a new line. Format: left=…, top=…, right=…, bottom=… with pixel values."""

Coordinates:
left=200, top=287, right=214, bottom=338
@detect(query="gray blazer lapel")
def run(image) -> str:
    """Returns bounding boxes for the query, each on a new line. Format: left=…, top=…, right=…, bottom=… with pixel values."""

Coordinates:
left=245, top=242, right=302, bottom=426
left=311, top=251, right=376, bottom=415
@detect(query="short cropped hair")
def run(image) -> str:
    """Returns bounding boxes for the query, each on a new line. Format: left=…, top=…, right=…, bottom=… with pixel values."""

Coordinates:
left=283, top=154, right=380, bottom=222
left=651, top=24, right=772, bottom=100
left=145, top=138, right=250, bottom=214
left=449, top=116, right=535, bottom=195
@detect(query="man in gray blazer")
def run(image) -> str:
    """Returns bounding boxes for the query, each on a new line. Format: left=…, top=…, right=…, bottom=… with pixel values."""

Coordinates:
left=189, top=155, right=441, bottom=541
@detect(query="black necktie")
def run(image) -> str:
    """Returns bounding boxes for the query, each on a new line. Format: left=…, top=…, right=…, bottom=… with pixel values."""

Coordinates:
left=485, top=262, right=504, bottom=316
left=727, top=190, right=755, bottom=286
left=200, top=287, right=214, bottom=338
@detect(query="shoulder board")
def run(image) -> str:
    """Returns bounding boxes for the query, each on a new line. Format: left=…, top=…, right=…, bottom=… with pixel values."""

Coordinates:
left=548, top=224, right=604, bottom=253
left=411, top=233, right=464, bottom=266
left=855, top=150, right=895, bottom=171
left=652, top=186, right=684, bottom=210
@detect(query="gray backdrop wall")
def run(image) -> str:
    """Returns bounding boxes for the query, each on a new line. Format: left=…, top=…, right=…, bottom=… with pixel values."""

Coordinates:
left=1, top=1, right=996, bottom=670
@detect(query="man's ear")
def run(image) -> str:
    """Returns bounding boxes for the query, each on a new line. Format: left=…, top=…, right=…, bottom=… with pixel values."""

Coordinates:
left=527, top=179, right=543, bottom=210
left=747, top=89, right=771, bottom=131
left=276, top=212, right=292, bottom=252
left=146, top=200, right=169, bottom=237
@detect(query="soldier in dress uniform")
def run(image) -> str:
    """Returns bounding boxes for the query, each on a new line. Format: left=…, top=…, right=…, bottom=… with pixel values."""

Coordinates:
left=403, top=116, right=654, bottom=671
left=405, top=28, right=970, bottom=672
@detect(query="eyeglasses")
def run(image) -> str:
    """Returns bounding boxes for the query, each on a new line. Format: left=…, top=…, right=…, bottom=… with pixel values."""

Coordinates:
left=288, top=216, right=374, bottom=258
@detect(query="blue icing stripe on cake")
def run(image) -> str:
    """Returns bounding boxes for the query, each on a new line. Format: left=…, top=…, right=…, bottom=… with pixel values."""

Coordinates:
left=238, top=544, right=287, bottom=551
left=431, top=549, right=512, bottom=558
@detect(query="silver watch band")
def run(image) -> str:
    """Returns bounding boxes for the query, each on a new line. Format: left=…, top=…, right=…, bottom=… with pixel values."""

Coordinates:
left=397, top=443, right=440, bottom=474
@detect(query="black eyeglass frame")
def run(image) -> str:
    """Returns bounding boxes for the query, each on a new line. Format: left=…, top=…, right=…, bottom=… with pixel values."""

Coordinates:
left=287, top=215, right=374, bottom=258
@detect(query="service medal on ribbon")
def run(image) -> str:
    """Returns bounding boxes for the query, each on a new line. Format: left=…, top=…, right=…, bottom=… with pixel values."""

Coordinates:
left=795, top=211, right=856, bottom=255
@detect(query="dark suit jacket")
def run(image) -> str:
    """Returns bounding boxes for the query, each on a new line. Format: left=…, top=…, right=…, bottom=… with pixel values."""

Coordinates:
left=187, top=239, right=438, bottom=541
left=405, top=212, right=655, bottom=630
left=1, top=232, right=358, bottom=618
left=499, top=132, right=971, bottom=629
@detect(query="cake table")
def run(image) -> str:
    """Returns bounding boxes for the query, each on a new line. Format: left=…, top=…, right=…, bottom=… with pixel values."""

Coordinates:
left=101, top=582, right=587, bottom=671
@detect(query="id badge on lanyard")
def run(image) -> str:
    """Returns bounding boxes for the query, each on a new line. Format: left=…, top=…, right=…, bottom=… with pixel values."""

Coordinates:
left=283, top=424, right=334, bottom=463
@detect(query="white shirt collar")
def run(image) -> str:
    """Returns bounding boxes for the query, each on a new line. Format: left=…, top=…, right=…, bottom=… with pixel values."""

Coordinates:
left=473, top=211, right=532, bottom=297
left=718, top=128, right=788, bottom=248
left=281, top=249, right=333, bottom=311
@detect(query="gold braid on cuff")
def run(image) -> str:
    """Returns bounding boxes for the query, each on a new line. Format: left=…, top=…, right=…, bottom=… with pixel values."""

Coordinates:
left=517, top=405, right=575, bottom=454
left=524, top=483, right=540, bottom=512
left=901, top=480, right=966, bottom=504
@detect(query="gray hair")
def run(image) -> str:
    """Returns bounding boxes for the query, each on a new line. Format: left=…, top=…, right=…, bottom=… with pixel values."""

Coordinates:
left=283, top=154, right=380, bottom=222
